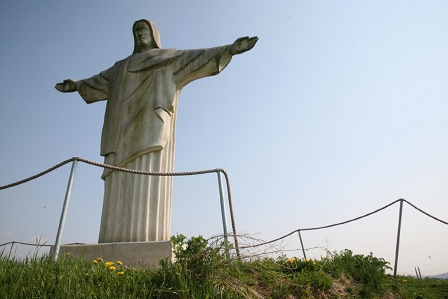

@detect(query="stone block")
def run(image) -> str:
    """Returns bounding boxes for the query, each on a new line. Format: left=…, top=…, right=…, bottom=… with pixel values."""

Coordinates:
left=50, top=241, right=172, bottom=269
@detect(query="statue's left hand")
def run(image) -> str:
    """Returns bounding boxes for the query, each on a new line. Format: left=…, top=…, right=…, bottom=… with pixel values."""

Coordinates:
left=229, top=36, right=259, bottom=55
left=55, top=79, right=77, bottom=93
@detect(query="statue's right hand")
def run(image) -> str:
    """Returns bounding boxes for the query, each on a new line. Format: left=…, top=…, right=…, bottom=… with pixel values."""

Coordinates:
left=55, top=79, right=77, bottom=92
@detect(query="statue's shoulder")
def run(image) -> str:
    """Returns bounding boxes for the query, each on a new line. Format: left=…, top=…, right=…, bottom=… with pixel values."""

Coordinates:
left=112, top=56, right=132, bottom=67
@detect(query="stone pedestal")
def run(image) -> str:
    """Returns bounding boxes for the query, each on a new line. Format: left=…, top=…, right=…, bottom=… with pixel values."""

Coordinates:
left=50, top=241, right=172, bottom=268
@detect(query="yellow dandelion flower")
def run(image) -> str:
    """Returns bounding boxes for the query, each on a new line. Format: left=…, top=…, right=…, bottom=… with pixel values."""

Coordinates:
left=109, top=266, right=116, bottom=270
left=105, top=262, right=114, bottom=267
left=305, top=258, right=310, bottom=262
left=93, top=259, right=98, bottom=264
left=66, top=252, right=71, bottom=256
left=288, top=257, right=295, bottom=263
left=98, top=257, right=103, bottom=262
left=402, top=279, right=407, bottom=283
left=313, top=262, right=316, bottom=265
left=117, top=271, right=124, bottom=275
left=117, top=261, right=123, bottom=265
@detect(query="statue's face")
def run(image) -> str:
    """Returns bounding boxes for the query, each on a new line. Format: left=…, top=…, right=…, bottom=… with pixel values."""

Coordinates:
left=134, top=21, right=153, bottom=52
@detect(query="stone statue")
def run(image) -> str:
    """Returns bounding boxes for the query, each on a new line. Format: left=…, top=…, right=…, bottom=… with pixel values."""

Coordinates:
left=56, top=19, right=258, bottom=243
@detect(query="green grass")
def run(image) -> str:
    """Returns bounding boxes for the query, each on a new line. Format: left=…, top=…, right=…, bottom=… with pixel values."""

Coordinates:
left=1, top=236, right=447, bottom=298
left=391, top=276, right=448, bottom=299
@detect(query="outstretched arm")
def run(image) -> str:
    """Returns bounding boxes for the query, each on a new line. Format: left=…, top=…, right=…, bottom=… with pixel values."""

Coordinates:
left=55, top=79, right=77, bottom=92
left=229, top=36, right=258, bottom=56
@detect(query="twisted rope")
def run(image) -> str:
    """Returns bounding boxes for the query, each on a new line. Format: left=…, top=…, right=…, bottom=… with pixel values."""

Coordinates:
left=77, top=157, right=219, bottom=177
left=241, top=198, right=448, bottom=249
left=0, top=157, right=240, bottom=256
left=0, top=241, right=86, bottom=248
left=219, top=170, right=240, bottom=257
left=403, top=199, right=448, bottom=225
left=0, top=158, right=75, bottom=190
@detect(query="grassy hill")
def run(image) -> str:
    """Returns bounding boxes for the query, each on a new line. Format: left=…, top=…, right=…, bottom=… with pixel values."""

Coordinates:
left=1, top=235, right=447, bottom=298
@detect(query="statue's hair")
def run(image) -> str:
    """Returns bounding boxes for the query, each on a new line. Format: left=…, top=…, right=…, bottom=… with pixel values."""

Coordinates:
left=132, top=19, right=162, bottom=54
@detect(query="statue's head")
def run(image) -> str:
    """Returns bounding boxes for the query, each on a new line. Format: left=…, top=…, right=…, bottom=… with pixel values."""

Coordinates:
left=132, top=19, right=162, bottom=54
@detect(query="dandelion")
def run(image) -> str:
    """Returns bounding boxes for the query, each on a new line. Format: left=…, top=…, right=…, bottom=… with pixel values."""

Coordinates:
left=312, top=261, right=316, bottom=265
left=288, top=257, right=296, bottom=263
left=98, top=257, right=103, bottom=262
left=402, top=279, right=407, bottom=283
left=93, top=259, right=98, bottom=264
left=117, top=271, right=124, bottom=275
left=105, top=262, right=115, bottom=267
left=117, top=261, right=123, bottom=265
left=305, top=258, right=310, bottom=262
left=109, top=266, right=116, bottom=271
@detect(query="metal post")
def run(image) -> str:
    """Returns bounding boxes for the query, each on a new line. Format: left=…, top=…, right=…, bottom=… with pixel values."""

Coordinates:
left=53, top=159, right=78, bottom=261
left=217, top=170, right=229, bottom=244
left=298, top=230, right=307, bottom=259
left=8, top=242, right=15, bottom=260
left=393, top=199, right=404, bottom=277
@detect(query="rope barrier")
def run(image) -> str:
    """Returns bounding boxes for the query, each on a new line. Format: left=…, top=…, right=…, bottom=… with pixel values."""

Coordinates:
left=0, top=158, right=74, bottom=190
left=240, top=199, right=448, bottom=249
left=1, top=158, right=447, bottom=257
left=1, top=197, right=447, bottom=257
left=0, top=157, right=240, bottom=256
left=219, top=170, right=240, bottom=256
left=0, top=157, right=225, bottom=189
left=403, top=199, right=448, bottom=225
left=0, top=241, right=86, bottom=248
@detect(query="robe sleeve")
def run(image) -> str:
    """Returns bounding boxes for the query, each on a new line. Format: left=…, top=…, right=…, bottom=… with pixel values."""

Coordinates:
left=76, top=67, right=113, bottom=104
left=173, top=45, right=232, bottom=90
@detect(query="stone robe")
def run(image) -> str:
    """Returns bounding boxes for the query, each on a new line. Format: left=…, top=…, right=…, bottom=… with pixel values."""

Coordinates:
left=76, top=45, right=232, bottom=242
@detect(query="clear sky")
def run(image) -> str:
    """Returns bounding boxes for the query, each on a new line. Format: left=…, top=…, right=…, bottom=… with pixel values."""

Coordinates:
left=0, top=1, right=447, bottom=276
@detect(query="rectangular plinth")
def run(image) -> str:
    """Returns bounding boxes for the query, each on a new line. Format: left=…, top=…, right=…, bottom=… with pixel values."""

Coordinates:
left=50, top=241, right=172, bottom=269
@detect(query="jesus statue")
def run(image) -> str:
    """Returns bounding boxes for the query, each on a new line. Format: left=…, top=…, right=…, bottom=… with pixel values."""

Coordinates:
left=55, top=19, right=258, bottom=243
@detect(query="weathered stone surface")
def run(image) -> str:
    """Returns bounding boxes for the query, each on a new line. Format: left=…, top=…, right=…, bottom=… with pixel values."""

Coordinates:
left=50, top=241, right=172, bottom=268
left=55, top=19, right=258, bottom=243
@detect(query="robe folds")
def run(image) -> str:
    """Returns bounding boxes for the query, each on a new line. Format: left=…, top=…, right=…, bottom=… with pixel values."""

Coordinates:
left=76, top=45, right=232, bottom=242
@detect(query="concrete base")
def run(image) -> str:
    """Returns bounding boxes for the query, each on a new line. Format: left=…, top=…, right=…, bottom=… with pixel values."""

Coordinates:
left=50, top=241, right=172, bottom=269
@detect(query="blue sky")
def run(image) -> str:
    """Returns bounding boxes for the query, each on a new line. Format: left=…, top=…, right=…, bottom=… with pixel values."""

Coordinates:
left=1, top=1, right=447, bottom=275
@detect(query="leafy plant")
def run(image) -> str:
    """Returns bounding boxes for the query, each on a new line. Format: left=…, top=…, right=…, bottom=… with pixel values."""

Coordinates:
left=321, top=249, right=392, bottom=297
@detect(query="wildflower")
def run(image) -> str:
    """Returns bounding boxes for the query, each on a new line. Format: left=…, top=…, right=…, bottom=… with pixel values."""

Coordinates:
left=402, top=279, right=407, bottom=283
left=93, top=259, right=98, bottom=264
left=117, top=271, right=124, bottom=275
left=312, top=261, right=316, bottom=265
left=305, top=258, right=310, bottom=262
left=288, top=257, right=296, bottom=263
left=66, top=252, right=71, bottom=257
left=109, top=266, right=116, bottom=270
left=105, top=262, right=115, bottom=267
left=117, top=261, right=123, bottom=265
left=98, top=257, right=103, bottom=262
